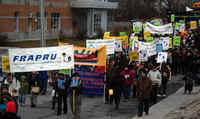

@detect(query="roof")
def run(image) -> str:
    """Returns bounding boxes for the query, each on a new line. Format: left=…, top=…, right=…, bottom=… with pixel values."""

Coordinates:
left=70, top=0, right=118, bottom=9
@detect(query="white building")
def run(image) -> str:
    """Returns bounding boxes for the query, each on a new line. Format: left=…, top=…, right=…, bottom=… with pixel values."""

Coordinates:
left=71, top=0, right=118, bottom=37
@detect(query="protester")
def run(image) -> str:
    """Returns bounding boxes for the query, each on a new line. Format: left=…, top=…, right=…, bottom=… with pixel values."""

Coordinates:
left=19, top=75, right=28, bottom=106
left=136, top=69, right=152, bottom=117
left=50, top=72, right=58, bottom=110
left=109, top=64, right=123, bottom=109
left=2, top=96, right=18, bottom=119
left=39, top=71, right=48, bottom=95
left=70, top=72, right=82, bottom=119
left=147, top=66, right=161, bottom=104
left=183, top=72, right=194, bottom=94
left=30, top=72, right=40, bottom=108
left=121, top=66, right=134, bottom=101
left=161, top=63, right=170, bottom=96
left=56, top=73, right=69, bottom=116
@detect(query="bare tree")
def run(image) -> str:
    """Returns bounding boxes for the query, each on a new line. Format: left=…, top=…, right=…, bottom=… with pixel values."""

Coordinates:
left=116, top=0, right=191, bottom=21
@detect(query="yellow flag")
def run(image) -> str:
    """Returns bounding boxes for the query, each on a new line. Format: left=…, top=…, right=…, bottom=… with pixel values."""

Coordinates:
left=2, top=56, right=10, bottom=72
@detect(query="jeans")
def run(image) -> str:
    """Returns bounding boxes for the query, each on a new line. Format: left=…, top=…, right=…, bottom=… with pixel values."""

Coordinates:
left=40, top=78, right=48, bottom=94
left=123, top=86, right=131, bottom=99
left=19, top=94, right=26, bottom=104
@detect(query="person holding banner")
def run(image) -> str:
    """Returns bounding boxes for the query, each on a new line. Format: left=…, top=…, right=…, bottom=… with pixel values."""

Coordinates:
left=56, top=73, right=69, bottom=116
left=69, top=72, right=82, bottom=119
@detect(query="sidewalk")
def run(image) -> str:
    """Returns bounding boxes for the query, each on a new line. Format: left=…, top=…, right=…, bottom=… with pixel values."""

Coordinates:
left=131, top=86, right=200, bottom=119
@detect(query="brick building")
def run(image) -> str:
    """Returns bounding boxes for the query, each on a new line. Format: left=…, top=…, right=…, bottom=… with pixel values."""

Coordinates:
left=0, top=0, right=118, bottom=41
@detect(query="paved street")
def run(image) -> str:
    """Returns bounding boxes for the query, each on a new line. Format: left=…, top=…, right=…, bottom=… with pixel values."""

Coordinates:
left=18, top=75, right=184, bottom=119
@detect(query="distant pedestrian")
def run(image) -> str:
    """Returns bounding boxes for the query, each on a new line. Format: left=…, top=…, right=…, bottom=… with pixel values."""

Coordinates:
left=183, top=72, right=194, bottom=94
left=136, top=70, right=152, bottom=117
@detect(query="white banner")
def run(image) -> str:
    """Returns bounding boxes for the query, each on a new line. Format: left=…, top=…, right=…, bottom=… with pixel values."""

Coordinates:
left=86, top=39, right=115, bottom=55
left=115, top=40, right=122, bottom=52
left=145, top=22, right=173, bottom=35
left=139, top=42, right=156, bottom=57
left=157, top=52, right=168, bottom=63
left=9, top=46, right=74, bottom=73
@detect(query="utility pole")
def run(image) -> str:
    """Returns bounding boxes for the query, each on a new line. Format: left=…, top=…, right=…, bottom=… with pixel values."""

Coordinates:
left=40, top=0, right=45, bottom=47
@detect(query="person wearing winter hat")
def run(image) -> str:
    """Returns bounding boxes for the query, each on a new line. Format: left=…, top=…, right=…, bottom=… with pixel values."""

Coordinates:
left=136, top=69, right=152, bottom=117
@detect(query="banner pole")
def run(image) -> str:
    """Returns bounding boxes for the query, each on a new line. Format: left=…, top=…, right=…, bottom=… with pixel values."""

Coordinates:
left=103, top=65, right=106, bottom=103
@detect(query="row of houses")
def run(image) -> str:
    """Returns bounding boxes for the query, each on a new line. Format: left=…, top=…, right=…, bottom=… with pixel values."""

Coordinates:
left=0, top=0, right=118, bottom=42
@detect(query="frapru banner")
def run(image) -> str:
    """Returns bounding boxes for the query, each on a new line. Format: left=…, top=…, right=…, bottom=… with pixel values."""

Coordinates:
left=9, top=46, right=74, bottom=72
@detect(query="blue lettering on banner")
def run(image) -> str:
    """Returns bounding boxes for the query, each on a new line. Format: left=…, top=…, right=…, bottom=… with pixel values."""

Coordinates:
left=13, top=54, right=57, bottom=62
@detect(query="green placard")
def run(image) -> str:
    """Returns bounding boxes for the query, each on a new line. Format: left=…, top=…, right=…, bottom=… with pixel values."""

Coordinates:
left=134, top=26, right=140, bottom=33
left=143, top=24, right=146, bottom=29
left=199, top=19, right=200, bottom=25
left=59, top=69, right=71, bottom=75
left=154, top=22, right=160, bottom=26
left=130, top=38, right=134, bottom=49
left=147, top=37, right=153, bottom=43
left=175, top=23, right=180, bottom=29
left=120, top=32, right=126, bottom=37
left=173, top=36, right=181, bottom=46
left=179, top=20, right=185, bottom=24
left=171, top=14, right=175, bottom=22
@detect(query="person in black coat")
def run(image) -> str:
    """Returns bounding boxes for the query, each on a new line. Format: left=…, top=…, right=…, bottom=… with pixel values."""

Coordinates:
left=109, top=64, right=123, bottom=110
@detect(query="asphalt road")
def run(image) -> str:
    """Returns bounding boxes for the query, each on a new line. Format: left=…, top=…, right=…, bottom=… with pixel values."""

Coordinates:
left=17, top=75, right=184, bottom=119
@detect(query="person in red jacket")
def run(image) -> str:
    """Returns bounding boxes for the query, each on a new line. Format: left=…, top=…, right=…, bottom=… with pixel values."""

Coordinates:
left=2, top=96, right=18, bottom=119
left=121, top=66, right=134, bottom=101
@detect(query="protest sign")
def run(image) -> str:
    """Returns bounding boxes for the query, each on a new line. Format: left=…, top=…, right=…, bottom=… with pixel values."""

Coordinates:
left=144, top=32, right=151, bottom=39
left=129, top=52, right=139, bottom=62
left=2, top=56, right=10, bottom=72
left=168, top=38, right=172, bottom=48
left=146, top=37, right=153, bottom=43
left=179, top=24, right=185, bottom=32
left=145, top=22, right=173, bottom=35
left=139, top=50, right=148, bottom=62
left=132, top=40, right=139, bottom=51
left=133, top=22, right=142, bottom=33
left=190, top=21, right=197, bottom=29
left=138, top=42, right=156, bottom=57
left=173, top=36, right=181, bottom=46
left=156, top=43, right=163, bottom=53
left=76, top=70, right=104, bottom=96
left=9, top=46, right=74, bottom=73
left=87, top=39, right=115, bottom=55
left=59, top=69, right=71, bottom=75
left=171, top=14, right=175, bottom=22
left=163, top=39, right=169, bottom=50
left=120, top=32, right=126, bottom=37
left=175, top=23, right=180, bottom=30
left=115, top=40, right=122, bottom=52
left=157, top=52, right=168, bottom=63
left=104, top=32, right=110, bottom=37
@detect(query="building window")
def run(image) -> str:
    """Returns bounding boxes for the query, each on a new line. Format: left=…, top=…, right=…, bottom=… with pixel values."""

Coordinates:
left=93, top=13, right=101, bottom=33
left=14, top=12, right=19, bottom=32
left=36, top=12, right=41, bottom=31
left=28, top=12, right=33, bottom=32
left=51, top=13, right=60, bottom=30
left=37, top=12, right=48, bottom=31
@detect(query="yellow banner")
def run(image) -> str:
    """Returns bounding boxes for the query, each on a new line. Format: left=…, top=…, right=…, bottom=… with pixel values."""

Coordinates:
left=59, top=42, right=106, bottom=66
left=169, top=38, right=172, bottom=48
left=2, top=56, right=10, bottom=72
left=190, top=21, right=197, bottom=30
left=103, top=35, right=129, bottom=47
left=129, top=52, right=139, bottom=62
